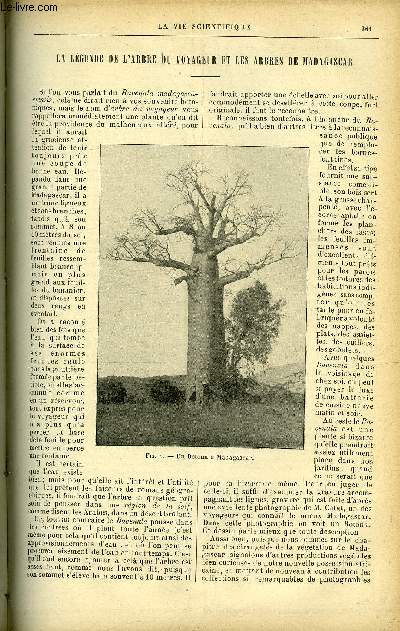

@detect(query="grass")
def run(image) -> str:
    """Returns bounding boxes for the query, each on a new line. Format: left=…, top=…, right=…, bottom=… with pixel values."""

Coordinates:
left=96, top=395, right=304, bottom=449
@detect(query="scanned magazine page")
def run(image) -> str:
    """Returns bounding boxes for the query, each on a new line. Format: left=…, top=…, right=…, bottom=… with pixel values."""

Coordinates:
left=6, top=1, right=400, bottom=630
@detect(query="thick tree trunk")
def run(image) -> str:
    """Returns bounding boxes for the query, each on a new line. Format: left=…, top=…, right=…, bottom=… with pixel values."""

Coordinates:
left=211, top=284, right=226, bottom=383
left=186, top=253, right=226, bottom=404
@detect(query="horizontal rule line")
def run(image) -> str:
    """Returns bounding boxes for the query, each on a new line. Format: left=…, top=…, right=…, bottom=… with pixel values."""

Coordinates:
left=33, top=33, right=380, bottom=40
left=190, top=75, right=221, bottom=78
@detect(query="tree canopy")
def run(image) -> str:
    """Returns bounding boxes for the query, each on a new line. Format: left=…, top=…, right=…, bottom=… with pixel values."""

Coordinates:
left=108, top=162, right=294, bottom=287
left=226, top=280, right=285, bottom=375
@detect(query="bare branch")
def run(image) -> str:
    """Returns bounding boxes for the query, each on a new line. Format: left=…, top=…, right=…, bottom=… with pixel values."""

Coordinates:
left=218, top=241, right=297, bottom=286
left=166, top=163, right=207, bottom=229
left=207, top=194, right=217, bottom=230
left=211, top=207, right=280, bottom=256
left=108, top=233, right=192, bottom=272
left=216, top=170, right=251, bottom=217
left=193, top=178, right=213, bottom=213
left=173, top=275, right=190, bottom=285
left=134, top=209, right=196, bottom=239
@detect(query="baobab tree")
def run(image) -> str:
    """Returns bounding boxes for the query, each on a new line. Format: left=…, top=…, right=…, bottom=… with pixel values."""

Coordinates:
left=108, top=162, right=294, bottom=403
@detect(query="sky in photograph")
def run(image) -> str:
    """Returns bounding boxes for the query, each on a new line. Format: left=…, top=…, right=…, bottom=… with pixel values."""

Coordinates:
left=98, top=145, right=309, bottom=377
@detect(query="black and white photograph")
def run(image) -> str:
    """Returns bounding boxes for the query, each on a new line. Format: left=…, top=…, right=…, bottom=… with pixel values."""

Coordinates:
left=96, top=145, right=308, bottom=449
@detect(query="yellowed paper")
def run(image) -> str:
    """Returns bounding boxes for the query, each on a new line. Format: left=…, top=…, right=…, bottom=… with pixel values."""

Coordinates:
left=6, top=2, right=400, bottom=630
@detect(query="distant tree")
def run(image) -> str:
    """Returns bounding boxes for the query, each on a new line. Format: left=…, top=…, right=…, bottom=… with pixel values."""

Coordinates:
left=225, top=280, right=285, bottom=376
left=97, top=377, right=127, bottom=404
left=150, top=378, right=184, bottom=404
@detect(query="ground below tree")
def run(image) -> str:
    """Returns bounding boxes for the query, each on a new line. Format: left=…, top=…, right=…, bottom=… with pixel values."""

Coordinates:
left=96, top=373, right=304, bottom=449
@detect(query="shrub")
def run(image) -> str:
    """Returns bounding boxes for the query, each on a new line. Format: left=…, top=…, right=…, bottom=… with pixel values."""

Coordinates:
left=97, top=377, right=127, bottom=404
left=150, top=378, right=184, bottom=404
left=210, top=373, right=254, bottom=402
left=263, top=384, right=305, bottom=408
left=125, top=391, right=148, bottom=405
